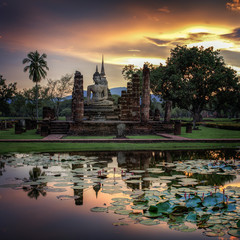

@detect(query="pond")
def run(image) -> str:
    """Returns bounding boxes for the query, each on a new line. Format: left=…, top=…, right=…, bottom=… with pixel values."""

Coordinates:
left=0, top=149, right=240, bottom=240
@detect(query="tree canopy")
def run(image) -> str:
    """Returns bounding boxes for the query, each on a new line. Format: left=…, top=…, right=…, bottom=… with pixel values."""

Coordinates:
left=122, top=45, right=240, bottom=124
left=23, top=50, right=49, bottom=120
left=153, top=45, right=239, bottom=125
left=0, top=75, right=17, bottom=116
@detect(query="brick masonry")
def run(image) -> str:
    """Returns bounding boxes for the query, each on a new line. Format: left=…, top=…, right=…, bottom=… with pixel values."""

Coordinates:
left=72, top=71, right=84, bottom=122
left=118, top=74, right=140, bottom=121
left=141, top=64, right=150, bottom=122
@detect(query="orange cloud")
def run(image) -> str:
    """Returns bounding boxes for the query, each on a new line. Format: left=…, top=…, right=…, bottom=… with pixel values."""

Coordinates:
left=226, top=0, right=240, bottom=11
left=157, top=6, right=170, bottom=13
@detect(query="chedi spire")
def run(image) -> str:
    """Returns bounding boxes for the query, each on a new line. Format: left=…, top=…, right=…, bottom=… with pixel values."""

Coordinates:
left=101, top=55, right=105, bottom=77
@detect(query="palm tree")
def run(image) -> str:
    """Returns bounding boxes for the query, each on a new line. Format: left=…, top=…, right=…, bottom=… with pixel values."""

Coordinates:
left=23, top=51, right=49, bottom=120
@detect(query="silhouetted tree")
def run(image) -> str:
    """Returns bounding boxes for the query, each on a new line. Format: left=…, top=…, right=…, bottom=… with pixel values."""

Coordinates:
left=23, top=51, right=49, bottom=120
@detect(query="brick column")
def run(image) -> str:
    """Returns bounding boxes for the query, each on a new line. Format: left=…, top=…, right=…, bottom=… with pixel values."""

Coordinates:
left=131, top=74, right=140, bottom=121
left=141, top=64, right=150, bottom=122
left=72, top=71, right=84, bottom=122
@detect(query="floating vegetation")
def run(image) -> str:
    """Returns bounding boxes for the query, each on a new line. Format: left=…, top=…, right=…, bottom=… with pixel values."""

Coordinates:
left=1, top=152, right=240, bottom=238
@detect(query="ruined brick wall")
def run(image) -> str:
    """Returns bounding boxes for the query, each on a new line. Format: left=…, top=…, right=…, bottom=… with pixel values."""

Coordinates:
left=72, top=71, right=84, bottom=122
left=119, top=74, right=140, bottom=121
left=141, top=64, right=150, bottom=122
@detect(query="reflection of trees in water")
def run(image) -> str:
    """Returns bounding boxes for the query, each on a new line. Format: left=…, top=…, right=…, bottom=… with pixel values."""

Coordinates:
left=29, top=166, right=45, bottom=181
left=153, top=149, right=239, bottom=163
left=23, top=187, right=47, bottom=199
left=115, top=150, right=239, bottom=190
left=23, top=166, right=47, bottom=200
left=192, top=172, right=236, bottom=186
left=0, top=160, right=5, bottom=176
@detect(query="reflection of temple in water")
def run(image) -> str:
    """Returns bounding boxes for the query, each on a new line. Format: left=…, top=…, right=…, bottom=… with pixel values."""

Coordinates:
left=61, top=149, right=240, bottom=204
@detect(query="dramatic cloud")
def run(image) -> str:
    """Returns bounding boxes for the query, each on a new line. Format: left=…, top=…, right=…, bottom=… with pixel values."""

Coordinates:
left=226, top=0, right=240, bottom=11
left=145, top=37, right=171, bottom=46
left=221, top=28, right=240, bottom=41
left=0, top=0, right=240, bottom=89
left=221, top=50, right=240, bottom=67
left=157, top=6, right=171, bottom=13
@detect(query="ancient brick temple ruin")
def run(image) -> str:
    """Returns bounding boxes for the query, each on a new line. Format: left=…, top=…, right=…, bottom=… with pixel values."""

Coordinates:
left=42, top=59, right=173, bottom=136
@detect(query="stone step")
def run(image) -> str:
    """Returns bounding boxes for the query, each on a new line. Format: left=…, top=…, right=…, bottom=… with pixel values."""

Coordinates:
left=50, top=122, right=70, bottom=134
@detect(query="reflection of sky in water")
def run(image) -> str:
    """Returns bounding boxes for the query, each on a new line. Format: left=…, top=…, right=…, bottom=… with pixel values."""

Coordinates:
left=0, top=150, right=240, bottom=240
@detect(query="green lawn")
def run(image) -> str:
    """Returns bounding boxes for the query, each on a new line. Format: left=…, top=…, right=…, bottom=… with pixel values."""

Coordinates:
left=0, top=142, right=239, bottom=154
left=180, top=126, right=240, bottom=139
left=0, top=128, right=43, bottom=139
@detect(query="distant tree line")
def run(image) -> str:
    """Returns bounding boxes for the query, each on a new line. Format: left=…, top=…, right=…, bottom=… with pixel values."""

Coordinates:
left=0, top=74, right=74, bottom=119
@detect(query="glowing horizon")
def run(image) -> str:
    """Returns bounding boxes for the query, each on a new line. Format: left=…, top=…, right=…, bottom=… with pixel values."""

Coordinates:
left=0, top=0, right=239, bottom=89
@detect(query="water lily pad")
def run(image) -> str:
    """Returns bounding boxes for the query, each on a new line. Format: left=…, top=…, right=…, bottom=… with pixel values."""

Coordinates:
left=129, top=212, right=142, bottom=220
left=139, top=219, right=159, bottom=226
left=228, top=229, right=240, bottom=237
left=186, top=196, right=202, bottom=208
left=53, top=183, right=73, bottom=187
left=112, top=222, right=128, bottom=226
left=129, top=170, right=145, bottom=173
left=90, top=207, right=108, bottom=212
left=114, top=210, right=133, bottom=215
left=72, top=185, right=88, bottom=190
left=108, top=206, right=126, bottom=211
left=181, top=227, right=197, bottom=232
left=131, top=205, right=148, bottom=210
left=45, top=187, right=67, bottom=192
left=143, top=177, right=159, bottom=181
left=112, top=197, right=130, bottom=202
left=204, top=231, right=225, bottom=237
left=125, top=179, right=143, bottom=183
left=111, top=201, right=130, bottom=206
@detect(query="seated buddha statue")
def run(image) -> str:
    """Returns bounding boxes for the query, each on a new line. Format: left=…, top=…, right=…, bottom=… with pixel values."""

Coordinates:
left=86, top=67, right=113, bottom=106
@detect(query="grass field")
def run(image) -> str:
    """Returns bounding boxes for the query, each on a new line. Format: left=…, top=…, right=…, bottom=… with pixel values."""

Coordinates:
left=0, top=129, right=43, bottom=139
left=180, top=126, right=240, bottom=139
left=0, top=142, right=239, bottom=154
left=0, top=122, right=239, bottom=153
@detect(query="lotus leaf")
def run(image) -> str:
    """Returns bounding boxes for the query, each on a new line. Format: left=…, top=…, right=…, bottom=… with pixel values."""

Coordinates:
left=237, top=220, right=240, bottom=228
left=114, top=210, right=133, bottom=215
left=202, top=195, right=219, bottom=207
left=90, top=207, right=108, bottom=212
left=129, top=170, right=145, bottom=173
left=111, top=201, right=130, bottom=206
left=112, top=222, right=128, bottom=226
left=139, top=219, right=159, bottom=226
left=149, top=201, right=172, bottom=214
left=108, top=206, right=126, bottom=211
left=186, top=212, right=197, bottom=222
left=228, top=229, right=240, bottom=237
left=129, top=212, right=142, bottom=220
left=204, top=231, right=225, bottom=237
left=171, top=206, right=189, bottom=215
left=186, top=196, right=202, bottom=208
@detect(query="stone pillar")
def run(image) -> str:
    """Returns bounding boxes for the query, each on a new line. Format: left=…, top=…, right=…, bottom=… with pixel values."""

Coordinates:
left=72, top=71, right=84, bottom=122
left=164, top=100, right=172, bottom=122
left=131, top=74, right=140, bottom=121
left=186, top=123, right=193, bottom=133
left=141, top=64, right=150, bottom=122
left=174, top=121, right=181, bottom=135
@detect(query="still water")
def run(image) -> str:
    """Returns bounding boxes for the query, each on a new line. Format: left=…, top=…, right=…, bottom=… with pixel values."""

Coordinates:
left=0, top=149, right=240, bottom=240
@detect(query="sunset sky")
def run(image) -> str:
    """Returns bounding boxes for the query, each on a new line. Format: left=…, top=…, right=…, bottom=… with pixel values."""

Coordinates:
left=0, top=0, right=240, bottom=90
